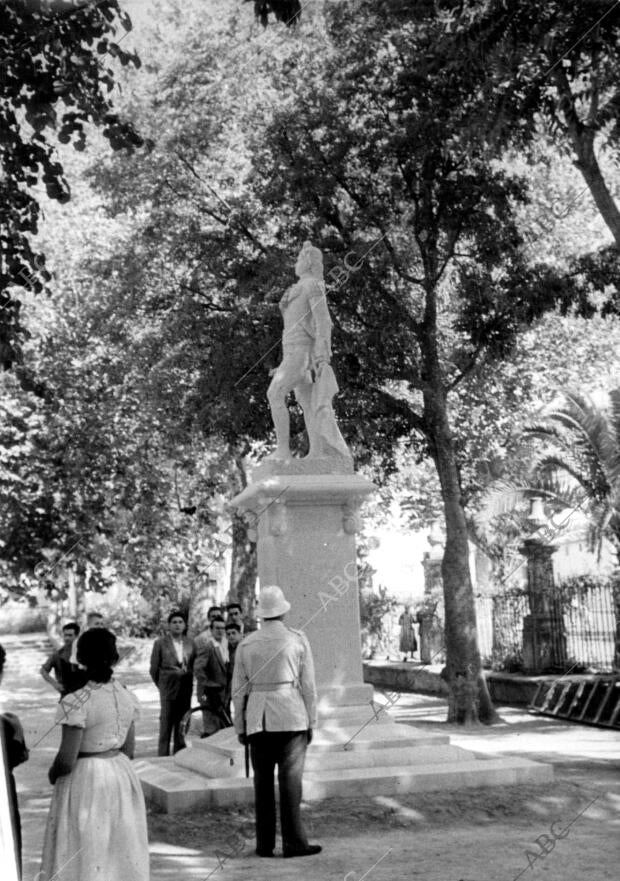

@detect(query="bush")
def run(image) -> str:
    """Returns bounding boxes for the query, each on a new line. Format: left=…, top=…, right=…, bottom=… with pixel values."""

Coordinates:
left=0, top=601, right=48, bottom=634
left=491, top=649, right=524, bottom=673
left=359, top=585, right=399, bottom=659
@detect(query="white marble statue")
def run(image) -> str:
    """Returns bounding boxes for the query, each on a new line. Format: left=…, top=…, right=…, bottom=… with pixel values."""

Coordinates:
left=267, top=241, right=351, bottom=461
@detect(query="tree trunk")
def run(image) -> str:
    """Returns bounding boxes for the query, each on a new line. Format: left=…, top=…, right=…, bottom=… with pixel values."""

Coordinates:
left=188, top=568, right=218, bottom=634
left=424, top=384, right=499, bottom=724
left=67, top=565, right=77, bottom=618
left=572, top=132, right=620, bottom=249
left=228, top=453, right=258, bottom=628
left=553, top=68, right=620, bottom=249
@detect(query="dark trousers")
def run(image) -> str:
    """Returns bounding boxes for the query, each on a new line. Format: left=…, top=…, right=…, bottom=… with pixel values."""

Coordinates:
left=158, top=696, right=190, bottom=756
left=201, top=707, right=226, bottom=737
left=249, top=730, right=309, bottom=854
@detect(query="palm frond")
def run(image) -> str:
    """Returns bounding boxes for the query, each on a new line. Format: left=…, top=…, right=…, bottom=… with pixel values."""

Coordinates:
left=519, top=388, right=620, bottom=558
left=474, top=475, right=584, bottom=535
left=524, top=422, right=574, bottom=451
left=531, top=455, right=595, bottom=497
left=560, top=391, right=616, bottom=472
left=607, top=388, right=620, bottom=486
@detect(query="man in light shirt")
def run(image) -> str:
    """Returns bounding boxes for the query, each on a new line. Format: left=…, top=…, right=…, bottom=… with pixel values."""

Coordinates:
left=232, top=585, right=320, bottom=859
left=68, top=611, right=106, bottom=667
left=149, top=611, right=195, bottom=756
left=86, top=611, right=105, bottom=629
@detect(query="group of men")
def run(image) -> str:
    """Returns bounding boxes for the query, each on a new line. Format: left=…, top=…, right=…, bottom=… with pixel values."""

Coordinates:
left=149, top=603, right=246, bottom=756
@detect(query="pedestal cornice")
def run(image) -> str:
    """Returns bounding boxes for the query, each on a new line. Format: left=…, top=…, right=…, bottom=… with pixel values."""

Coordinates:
left=230, top=471, right=376, bottom=513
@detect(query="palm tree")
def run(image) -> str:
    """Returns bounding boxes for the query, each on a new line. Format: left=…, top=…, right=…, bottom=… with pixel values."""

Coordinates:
left=524, top=389, right=620, bottom=563
left=496, top=388, right=620, bottom=673
left=470, top=389, right=620, bottom=672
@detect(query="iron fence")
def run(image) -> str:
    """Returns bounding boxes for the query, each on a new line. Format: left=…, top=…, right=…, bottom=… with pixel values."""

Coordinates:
left=477, top=579, right=617, bottom=673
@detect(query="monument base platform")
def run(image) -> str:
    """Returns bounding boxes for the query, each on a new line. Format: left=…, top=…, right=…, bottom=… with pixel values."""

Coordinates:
left=137, top=712, right=553, bottom=813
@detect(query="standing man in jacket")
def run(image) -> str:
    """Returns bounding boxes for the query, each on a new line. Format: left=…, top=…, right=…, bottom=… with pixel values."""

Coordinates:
left=232, top=585, right=321, bottom=859
left=224, top=621, right=243, bottom=722
left=195, top=616, right=230, bottom=737
left=149, top=610, right=195, bottom=756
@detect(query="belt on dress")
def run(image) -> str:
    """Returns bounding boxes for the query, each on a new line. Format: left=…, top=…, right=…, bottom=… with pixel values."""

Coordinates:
left=250, top=680, right=299, bottom=692
left=77, top=748, right=121, bottom=758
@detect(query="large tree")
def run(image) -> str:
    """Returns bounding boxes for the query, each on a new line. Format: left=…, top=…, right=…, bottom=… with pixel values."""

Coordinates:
left=84, top=0, right=418, bottom=617
left=394, top=0, right=620, bottom=247
left=240, top=0, right=595, bottom=722
left=431, top=1, right=620, bottom=312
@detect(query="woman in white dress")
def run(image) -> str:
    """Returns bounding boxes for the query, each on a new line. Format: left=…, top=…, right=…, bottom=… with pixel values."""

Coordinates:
left=40, top=628, right=150, bottom=881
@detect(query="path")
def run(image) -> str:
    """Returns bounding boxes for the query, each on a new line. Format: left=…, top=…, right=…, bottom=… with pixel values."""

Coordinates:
left=2, top=635, right=618, bottom=880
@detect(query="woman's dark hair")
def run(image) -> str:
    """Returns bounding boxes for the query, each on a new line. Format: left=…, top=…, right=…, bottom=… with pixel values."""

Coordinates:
left=167, top=610, right=186, bottom=625
left=76, top=629, right=118, bottom=682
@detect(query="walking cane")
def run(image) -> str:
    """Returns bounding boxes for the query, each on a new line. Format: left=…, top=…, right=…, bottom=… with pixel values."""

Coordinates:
left=242, top=694, right=250, bottom=778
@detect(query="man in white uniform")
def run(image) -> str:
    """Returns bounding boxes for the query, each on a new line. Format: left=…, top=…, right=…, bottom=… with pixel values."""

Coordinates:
left=232, top=585, right=321, bottom=859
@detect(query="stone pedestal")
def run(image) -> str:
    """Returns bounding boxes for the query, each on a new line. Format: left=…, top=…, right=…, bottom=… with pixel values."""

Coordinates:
left=230, top=459, right=375, bottom=710
left=522, top=614, right=555, bottom=674
left=520, top=538, right=567, bottom=674
left=137, top=459, right=553, bottom=809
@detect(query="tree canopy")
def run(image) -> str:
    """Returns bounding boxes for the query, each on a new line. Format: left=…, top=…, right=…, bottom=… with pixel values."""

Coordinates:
left=0, top=0, right=141, bottom=371
left=2, top=0, right=619, bottom=710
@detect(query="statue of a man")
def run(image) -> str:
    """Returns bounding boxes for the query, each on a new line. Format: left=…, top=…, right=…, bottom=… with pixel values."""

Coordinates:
left=267, top=241, right=350, bottom=461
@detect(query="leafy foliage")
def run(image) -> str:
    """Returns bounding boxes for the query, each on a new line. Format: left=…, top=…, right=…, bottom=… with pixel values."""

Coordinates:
left=359, top=584, right=399, bottom=659
left=437, top=0, right=620, bottom=246
left=0, top=0, right=142, bottom=370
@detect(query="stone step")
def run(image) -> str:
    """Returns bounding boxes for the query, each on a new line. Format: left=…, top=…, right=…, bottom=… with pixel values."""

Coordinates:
left=175, top=720, right=451, bottom=776
left=304, top=743, right=470, bottom=772
left=174, top=735, right=465, bottom=781
left=316, top=719, right=449, bottom=748
left=136, top=754, right=552, bottom=814
left=303, top=757, right=553, bottom=800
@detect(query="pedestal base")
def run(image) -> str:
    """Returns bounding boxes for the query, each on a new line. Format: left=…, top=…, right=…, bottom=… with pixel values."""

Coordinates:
left=137, top=705, right=553, bottom=813
left=522, top=614, right=567, bottom=674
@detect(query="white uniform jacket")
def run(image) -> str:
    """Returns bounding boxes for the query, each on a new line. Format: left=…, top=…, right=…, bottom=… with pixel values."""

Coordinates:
left=232, top=620, right=318, bottom=736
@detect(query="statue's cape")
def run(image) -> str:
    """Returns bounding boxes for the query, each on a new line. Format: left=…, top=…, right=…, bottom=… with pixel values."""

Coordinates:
left=311, top=364, right=351, bottom=459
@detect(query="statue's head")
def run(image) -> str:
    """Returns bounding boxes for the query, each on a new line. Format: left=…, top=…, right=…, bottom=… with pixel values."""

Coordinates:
left=295, top=240, right=323, bottom=279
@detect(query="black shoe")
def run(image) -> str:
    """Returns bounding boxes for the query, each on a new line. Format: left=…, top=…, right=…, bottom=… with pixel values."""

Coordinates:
left=283, top=845, right=322, bottom=858
left=256, top=849, right=274, bottom=858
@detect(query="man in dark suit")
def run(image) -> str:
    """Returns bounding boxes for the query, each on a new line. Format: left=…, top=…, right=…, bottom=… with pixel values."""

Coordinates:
left=195, top=616, right=230, bottom=737
left=149, top=611, right=195, bottom=756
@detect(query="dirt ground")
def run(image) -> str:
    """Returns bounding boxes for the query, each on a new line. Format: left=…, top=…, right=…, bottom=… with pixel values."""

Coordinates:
left=3, top=635, right=619, bottom=881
